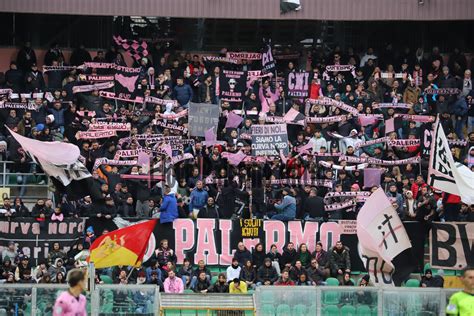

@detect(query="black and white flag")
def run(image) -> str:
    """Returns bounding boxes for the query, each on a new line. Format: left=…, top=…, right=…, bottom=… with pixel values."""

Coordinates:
left=428, top=118, right=474, bottom=204
left=261, top=41, right=276, bottom=75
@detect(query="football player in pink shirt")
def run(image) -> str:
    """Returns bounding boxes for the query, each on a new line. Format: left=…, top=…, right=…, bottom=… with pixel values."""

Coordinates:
left=53, top=269, right=87, bottom=316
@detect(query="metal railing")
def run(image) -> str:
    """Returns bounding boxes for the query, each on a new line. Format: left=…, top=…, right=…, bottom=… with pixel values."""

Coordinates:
left=0, top=284, right=462, bottom=316
left=0, top=160, right=51, bottom=201
left=254, top=286, right=461, bottom=316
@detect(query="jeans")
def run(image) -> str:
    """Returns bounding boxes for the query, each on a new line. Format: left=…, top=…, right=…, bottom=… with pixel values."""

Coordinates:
left=190, top=275, right=210, bottom=290
left=454, top=116, right=466, bottom=139
left=468, top=116, right=474, bottom=134
left=270, top=214, right=294, bottom=221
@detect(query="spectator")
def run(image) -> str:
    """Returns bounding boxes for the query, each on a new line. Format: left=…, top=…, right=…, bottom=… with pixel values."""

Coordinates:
left=329, top=241, right=351, bottom=278
left=252, top=243, right=266, bottom=269
left=229, top=278, right=248, bottom=293
left=193, top=271, right=211, bottom=293
left=340, top=272, right=355, bottom=286
left=280, top=242, right=297, bottom=271
left=48, top=242, right=67, bottom=266
left=421, top=269, right=444, bottom=288
left=271, top=187, right=296, bottom=221
left=296, top=243, right=312, bottom=268
left=256, top=258, right=278, bottom=286
left=312, top=242, right=330, bottom=277
left=2, top=241, right=18, bottom=262
left=274, top=270, right=295, bottom=286
left=289, top=260, right=307, bottom=282
left=48, top=258, right=67, bottom=282
left=266, top=244, right=282, bottom=275
left=164, top=270, right=184, bottom=293
left=306, top=258, right=326, bottom=285
left=172, top=77, right=193, bottom=108
left=210, top=273, right=229, bottom=293
left=189, top=181, right=208, bottom=218
left=190, top=260, right=211, bottom=289
left=234, top=242, right=252, bottom=267
left=159, top=186, right=178, bottom=223
left=240, top=259, right=257, bottom=290
left=226, top=258, right=242, bottom=282
left=177, top=258, right=193, bottom=288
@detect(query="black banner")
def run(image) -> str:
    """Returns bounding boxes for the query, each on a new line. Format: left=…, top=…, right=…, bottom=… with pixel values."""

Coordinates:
left=287, top=71, right=310, bottom=98
left=261, top=42, right=276, bottom=75
left=85, top=218, right=424, bottom=280
left=0, top=218, right=86, bottom=262
left=219, top=70, right=247, bottom=103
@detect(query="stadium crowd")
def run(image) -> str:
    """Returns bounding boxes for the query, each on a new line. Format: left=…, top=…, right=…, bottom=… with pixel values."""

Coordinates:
left=0, top=42, right=473, bottom=289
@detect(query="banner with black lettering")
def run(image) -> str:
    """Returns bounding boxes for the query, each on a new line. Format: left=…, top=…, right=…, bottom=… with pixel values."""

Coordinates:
left=287, top=71, right=310, bottom=98
left=430, top=222, right=473, bottom=270
left=219, top=70, right=247, bottom=103
left=0, top=218, right=86, bottom=262
left=188, top=102, right=220, bottom=137
left=251, top=124, right=289, bottom=156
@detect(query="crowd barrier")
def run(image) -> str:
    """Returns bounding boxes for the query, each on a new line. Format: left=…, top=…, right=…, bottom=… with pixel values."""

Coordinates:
left=0, top=284, right=461, bottom=316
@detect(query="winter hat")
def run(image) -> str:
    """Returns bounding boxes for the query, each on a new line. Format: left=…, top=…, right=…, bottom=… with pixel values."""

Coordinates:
left=351, top=183, right=360, bottom=191
left=425, top=269, right=432, bottom=275
left=46, top=114, right=55, bottom=123
left=36, top=124, right=45, bottom=132
left=86, top=226, right=94, bottom=234
left=362, top=274, right=370, bottom=283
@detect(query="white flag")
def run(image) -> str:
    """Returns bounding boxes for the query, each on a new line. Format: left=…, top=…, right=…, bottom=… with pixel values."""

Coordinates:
left=8, top=128, right=91, bottom=186
left=428, top=119, right=474, bottom=204
left=357, top=188, right=412, bottom=285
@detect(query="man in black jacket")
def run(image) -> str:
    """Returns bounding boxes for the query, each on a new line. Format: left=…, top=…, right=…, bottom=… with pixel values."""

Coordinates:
left=329, top=241, right=351, bottom=279
left=302, top=188, right=326, bottom=221
left=280, top=242, right=297, bottom=270
left=256, top=258, right=278, bottom=286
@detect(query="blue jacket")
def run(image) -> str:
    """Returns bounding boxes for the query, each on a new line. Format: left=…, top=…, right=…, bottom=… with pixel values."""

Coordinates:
left=274, top=195, right=296, bottom=219
left=160, top=193, right=178, bottom=223
left=189, top=188, right=208, bottom=212
left=173, top=84, right=193, bottom=106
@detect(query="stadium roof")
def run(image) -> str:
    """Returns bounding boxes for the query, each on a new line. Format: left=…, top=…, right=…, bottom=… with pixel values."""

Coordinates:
left=0, top=0, right=473, bottom=21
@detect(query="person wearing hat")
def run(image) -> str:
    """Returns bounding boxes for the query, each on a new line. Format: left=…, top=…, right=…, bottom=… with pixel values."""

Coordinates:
left=14, top=255, right=31, bottom=281
left=356, top=274, right=374, bottom=304
left=271, top=187, right=296, bottom=221
left=48, top=258, right=67, bottom=282
left=229, top=277, right=248, bottom=293
left=421, top=269, right=444, bottom=288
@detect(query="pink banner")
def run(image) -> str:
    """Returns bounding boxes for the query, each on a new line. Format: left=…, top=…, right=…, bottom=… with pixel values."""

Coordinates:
left=226, top=52, right=262, bottom=60
left=393, top=114, right=435, bottom=123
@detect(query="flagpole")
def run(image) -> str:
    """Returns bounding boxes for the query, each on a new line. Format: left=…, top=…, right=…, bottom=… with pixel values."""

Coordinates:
left=126, top=267, right=135, bottom=282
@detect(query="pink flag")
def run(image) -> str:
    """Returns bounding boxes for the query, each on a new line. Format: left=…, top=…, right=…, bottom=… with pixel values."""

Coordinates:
left=385, top=118, right=395, bottom=134
left=227, top=151, right=247, bottom=166
left=225, top=112, right=243, bottom=129
left=364, top=168, right=383, bottom=188
left=359, top=115, right=378, bottom=126
left=356, top=188, right=411, bottom=285
left=279, top=148, right=288, bottom=164
left=203, top=127, right=225, bottom=147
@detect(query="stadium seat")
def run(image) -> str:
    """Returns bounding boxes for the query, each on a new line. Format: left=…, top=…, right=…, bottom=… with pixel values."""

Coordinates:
left=211, top=275, right=218, bottom=284
left=356, top=305, right=372, bottom=316
left=261, top=304, right=275, bottom=316
left=340, top=305, right=356, bottom=316
left=184, top=289, right=194, bottom=294
left=322, top=304, right=340, bottom=316
left=181, top=310, right=197, bottom=315
left=323, top=290, right=340, bottom=305
left=99, top=275, right=113, bottom=284
left=308, top=304, right=317, bottom=315
left=261, top=291, right=274, bottom=304
left=404, top=279, right=420, bottom=287
left=292, top=304, right=307, bottom=315
left=326, top=277, right=340, bottom=286
left=163, top=309, right=181, bottom=316
left=276, top=304, right=291, bottom=316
